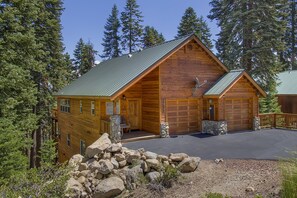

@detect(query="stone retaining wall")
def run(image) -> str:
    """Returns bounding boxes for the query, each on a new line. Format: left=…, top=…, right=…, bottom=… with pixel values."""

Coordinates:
left=202, top=120, right=227, bottom=135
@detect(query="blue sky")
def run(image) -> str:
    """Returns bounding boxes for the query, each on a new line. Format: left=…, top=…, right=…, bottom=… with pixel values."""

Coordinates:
left=61, top=0, right=219, bottom=60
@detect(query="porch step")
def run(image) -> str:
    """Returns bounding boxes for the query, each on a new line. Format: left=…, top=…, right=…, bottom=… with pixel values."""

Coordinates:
left=121, top=135, right=160, bottom=143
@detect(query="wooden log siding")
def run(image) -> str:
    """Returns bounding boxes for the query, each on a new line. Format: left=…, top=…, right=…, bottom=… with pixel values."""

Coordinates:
left=278, top=95, right=297, bottom=114
left=57, top=97, right=101, bottom=162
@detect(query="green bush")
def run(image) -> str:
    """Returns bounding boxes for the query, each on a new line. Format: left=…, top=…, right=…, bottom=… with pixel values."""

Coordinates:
left=147, top=165, right=180, bottom=193
left=204, top=192, right=231, bottom=198
left=281, top=152, right=297, bottom=198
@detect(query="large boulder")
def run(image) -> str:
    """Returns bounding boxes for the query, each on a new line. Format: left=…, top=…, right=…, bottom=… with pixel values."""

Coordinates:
left=66, top=178, right=84, bottom=196
left=98, top=159, right=114, bottom=175
left=94, top=177, right=125, bottom=198
left=169, top=153, right=189, bottom=162
left=146, top=171, right=160, bottom=182
left=146, top=159, right=160, bottom=170
left=107, top=143, right=122, bottom=153
left=125, top=165, right=143, bottom=190
left=68, top=154, right=84, bottom=167
left=143, top=151, right=157, bottom=159
left=177, top=157, right=201, bottom=173
left=85, top=133, right=111, bottom=158
left=126, top=150, right=141, bottom=164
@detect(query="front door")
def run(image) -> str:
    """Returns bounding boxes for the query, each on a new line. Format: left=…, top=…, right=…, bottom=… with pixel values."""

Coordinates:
left=127, top=99, right=141, bottom=130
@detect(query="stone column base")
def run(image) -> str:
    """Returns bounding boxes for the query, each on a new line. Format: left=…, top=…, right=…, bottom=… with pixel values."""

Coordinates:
left=202, top=120, right=227, bottom=135
left=109, top=115, right=121, bottom=143
left=253, top=117, right=261, bottom=131
left=160, top=122, right=169, bottom=138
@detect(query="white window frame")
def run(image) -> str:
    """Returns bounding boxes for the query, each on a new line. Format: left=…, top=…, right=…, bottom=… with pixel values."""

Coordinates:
left=60, top=99, right=70, bottom=113
left=91, top=101, right=95, bottom=115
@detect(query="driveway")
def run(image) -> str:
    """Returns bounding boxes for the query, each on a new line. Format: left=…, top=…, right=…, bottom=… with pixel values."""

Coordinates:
left=124, top=129, right=297, bottom=160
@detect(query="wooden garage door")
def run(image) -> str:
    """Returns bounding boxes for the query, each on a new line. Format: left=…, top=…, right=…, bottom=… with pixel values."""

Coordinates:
left=166, top=99, right=201, bottom=134
left=224, top=98, right=252, bottom=131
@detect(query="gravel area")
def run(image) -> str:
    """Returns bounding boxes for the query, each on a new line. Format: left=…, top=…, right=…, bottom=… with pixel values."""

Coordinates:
left=129, top=159, right=281, bottom=198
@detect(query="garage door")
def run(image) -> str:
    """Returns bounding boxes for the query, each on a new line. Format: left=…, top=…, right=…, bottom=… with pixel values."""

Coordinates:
left=224, top=98, right=252, bottom=131
left=166, top=99, right=201, bottom=134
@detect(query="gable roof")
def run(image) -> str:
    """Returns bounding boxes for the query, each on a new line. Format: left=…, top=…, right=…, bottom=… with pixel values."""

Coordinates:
left=277, top=70, right=297, bottom=95
left=55, top=34, right=228, bottom=98
left=204, top=69, right=266, bottom=98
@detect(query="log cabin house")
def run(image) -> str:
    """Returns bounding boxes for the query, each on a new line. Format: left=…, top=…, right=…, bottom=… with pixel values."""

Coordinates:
left=277, top=70, right=297, bottom=113
left=54, top=34, right=266, bottom=162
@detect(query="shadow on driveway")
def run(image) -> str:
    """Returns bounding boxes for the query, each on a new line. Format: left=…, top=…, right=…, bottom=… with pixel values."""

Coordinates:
left=124, top=129, right=297, bottom=160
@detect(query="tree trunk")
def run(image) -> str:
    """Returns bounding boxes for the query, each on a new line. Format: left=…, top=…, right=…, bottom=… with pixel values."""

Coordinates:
left=242, top=1, right=253, bottom=72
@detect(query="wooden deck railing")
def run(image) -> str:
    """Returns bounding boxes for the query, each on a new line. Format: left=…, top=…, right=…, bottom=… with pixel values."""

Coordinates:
left=100, top=120, right=111, bottom=133
left=259, top=113, right=297, bottom=130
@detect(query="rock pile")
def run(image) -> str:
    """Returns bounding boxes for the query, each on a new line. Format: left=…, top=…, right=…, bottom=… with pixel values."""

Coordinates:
left=66, top=133, right=201, bottom=198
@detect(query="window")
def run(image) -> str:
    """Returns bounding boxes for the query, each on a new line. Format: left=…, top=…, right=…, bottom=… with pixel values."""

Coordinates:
left=80, top=100, right=83, bottom=113
left=60, top=99, right=70, bottom=113
left=67, top=134, right=71, bottom=146
left=91, top=101, right=95, bottom=115
left=80, top=140, right=86, bottom=155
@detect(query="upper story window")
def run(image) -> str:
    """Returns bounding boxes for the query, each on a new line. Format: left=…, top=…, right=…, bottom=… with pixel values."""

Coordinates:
left=91, top=101, right=95, bottom=115
left=80, top=100, right=83, bottom=113
left=60, top=99, right=70, bottom=113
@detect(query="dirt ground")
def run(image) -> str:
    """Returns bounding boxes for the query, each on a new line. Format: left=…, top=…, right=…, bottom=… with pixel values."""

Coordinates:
left=128, top=160, right=282, bottom=198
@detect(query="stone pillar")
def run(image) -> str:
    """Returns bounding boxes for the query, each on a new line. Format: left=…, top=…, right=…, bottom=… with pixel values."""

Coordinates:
left=160, top=122, right=169, bottom=138
left=109, top=115, right=121, bottom=143
left=253, top=116, right=261, bottom=131
left=202, top=120, right=227, bottom=135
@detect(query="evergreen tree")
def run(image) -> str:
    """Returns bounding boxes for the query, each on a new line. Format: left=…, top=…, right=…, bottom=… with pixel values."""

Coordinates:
left=281, top=0, right=297, bottom=70
left=73, top=39, right=96, bottom=76
left=209, top=0, right=287, bottom=113
left=80, top=42, right=96, bottom=75
left=0, top=0, right=40, bottom=182
left=101, top=4, right=121, bottom=60
left=142, top=26, right=165, bottom=48
left=177, top=7, right=213, bottom=49
left=121, top=0, right=143, bottom=53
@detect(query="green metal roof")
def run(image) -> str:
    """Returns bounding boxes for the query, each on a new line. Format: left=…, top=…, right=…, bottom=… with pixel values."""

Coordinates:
left=277, top=70, right=297, bottom=95
left=204, top=69, right=244, bottom=96
left=55, top=35, right=190, bottom=97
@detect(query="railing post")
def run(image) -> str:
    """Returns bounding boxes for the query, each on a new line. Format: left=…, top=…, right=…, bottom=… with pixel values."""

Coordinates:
left=273, top=114, right=276, bottom=128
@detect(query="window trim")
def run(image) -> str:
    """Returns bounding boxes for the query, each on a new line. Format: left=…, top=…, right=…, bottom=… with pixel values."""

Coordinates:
left=91, top=101, right=95, bottom=115
left=60, top=99, right=70, bottom=113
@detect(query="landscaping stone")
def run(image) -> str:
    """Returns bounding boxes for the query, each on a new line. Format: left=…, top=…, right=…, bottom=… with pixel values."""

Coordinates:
left=157, top=155, right=168, bottom=162
left=69, top=154, right=84, bottom=167
left=146, top=171, right=160, bottom=182
left=107, top=143, right=122, bottom=153
left=146, top=159, right=160, bottom=170
left=111, top=157, right=119, bottom=169
left=94, top=177, right=125, bottom=198
left=114, top=153, right=125, bottom=162
left=78, top=163, right=88, bottom=171
left=125, top=165, right=143, bottom=190
left=67, top=178, right=84, bottom=196
left=177, top=157, right=201, bottom=173
left=144, top=151, right=157, bottom=159
left=118, top=160, right=127, bottom=168
left=169, top=153, right=189, bottom=162
left=85, top=133, right=111, bottom=158
left=126, top=151, right=141, bottom=163
left=98, top=159, right=114, bottom=175
left=141, top=161, right=150, bottom=173
left=77, top=176, right=86, bottom=184
left=78, top=170, right=91, bottom=178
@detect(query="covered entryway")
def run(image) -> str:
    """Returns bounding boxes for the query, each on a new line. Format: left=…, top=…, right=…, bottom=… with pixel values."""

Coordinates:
left=127, top=98, right=141, bottom=130
left=165, top=98, right=201, bottom=134
left=224, top=98, right=253, bottom=131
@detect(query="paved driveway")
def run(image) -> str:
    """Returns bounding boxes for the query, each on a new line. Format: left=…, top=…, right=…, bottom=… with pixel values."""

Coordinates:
left=124, top=129, right=297, bottom=160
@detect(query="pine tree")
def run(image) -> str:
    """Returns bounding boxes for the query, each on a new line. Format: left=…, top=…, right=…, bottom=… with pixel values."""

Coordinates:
left=281, top=0, right=297, bottom=70
left=80, top=42, right=96, bottom=75
left=177, top=7, right=213, bottom=49
left=121, top=0, right=143, bottom=53
left=209, top=0, right=287, bottom=113
left=0, top=0, right=40, bottom=182
left=101, top=4, right=121, bottom=60
left=142, top=26, right=165, bottom=48
left=73, top=39, right=96, bottom=76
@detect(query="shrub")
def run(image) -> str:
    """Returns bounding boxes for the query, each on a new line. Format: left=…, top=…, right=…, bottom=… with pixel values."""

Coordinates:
left=147, top=165, right=180, bottom=193
left=204, top=192, right=231, bottom=198
left=280, top=152, right=297, bottom=198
